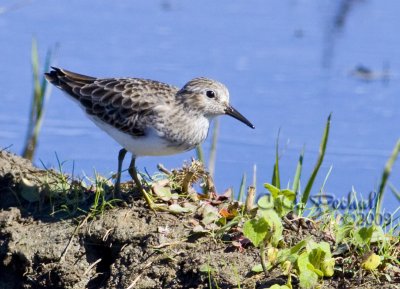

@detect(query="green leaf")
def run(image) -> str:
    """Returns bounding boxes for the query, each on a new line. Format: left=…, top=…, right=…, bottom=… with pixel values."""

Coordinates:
left=259, top=209, right=283, bottom=246
left=251, top=263, right=263, bottom=273
left=375, top=139, right=400, bottom=217
left=297, top=251, right=310, bottom=271
left=370, top=225, right=385, bottom=242
left=258, top=194, right=274, bottom=209
left=300, top=114, right=331, bottom=206
left=268, top=285, right=291, bottom=289
left=264, top=183, right=280, bottom=198
left=199, top=264, right=214, bottom=273
left=362, top=252, right=381, bottom=270
left=237, top=173, right=246, bottom=202
left=201, top=204, right=220, bottom=225
left=290, top=239, right=307, bottom=255
left=354, top=226, right=374, bottom=247
left=152, top=184, right=172, bottom=201
left=308, top=248, right=325, bottom=270
left=275, top=189, right=296, bottom=216
left=299, top=268, right=319, bottom=289
left=307, top=263, right=324, bottom=277
left=321, top=258, right=335, bottom=277
left=292, top=147, right=304, bottom=194
left=317, top=241, right=332, bottom=258
left=272, top=132, right=281, bottom=189
left=335, top=224, right=353, bottom=244
left=168, top=204, right=190, bottom=214
left=243, top=217, right=269, bottom=247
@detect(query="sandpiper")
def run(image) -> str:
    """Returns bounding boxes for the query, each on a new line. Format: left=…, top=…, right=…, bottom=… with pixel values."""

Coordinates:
left=45, top=67, right=254, bottom=208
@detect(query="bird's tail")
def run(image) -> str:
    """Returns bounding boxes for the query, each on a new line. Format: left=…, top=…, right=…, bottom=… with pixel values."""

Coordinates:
left=44, top=67, right=96, bottom=100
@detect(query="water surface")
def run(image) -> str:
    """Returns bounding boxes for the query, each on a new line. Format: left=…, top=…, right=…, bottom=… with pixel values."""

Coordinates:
left=0, top=0, right=399, bottom=214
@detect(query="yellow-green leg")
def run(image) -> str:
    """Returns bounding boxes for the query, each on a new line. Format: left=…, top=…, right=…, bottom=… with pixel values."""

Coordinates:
left=128, top=156, right=156, bottom=210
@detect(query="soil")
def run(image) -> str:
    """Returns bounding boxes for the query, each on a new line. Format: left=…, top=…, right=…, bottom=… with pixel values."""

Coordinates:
left=0, top=149, right=399, bottom=289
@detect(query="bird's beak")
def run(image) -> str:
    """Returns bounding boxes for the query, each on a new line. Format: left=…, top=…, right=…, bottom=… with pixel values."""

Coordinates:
left=225, top=105, right=255, bottom=129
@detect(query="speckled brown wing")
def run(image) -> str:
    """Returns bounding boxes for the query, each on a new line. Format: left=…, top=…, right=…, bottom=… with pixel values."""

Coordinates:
left=45, top=67, right=178, bottom=137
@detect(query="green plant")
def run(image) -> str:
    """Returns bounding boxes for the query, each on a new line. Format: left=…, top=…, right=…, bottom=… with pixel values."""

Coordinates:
left=22, top=38, right=57, bottom=160
left=243, top=196, right=283, bottom=277
left=375, top=139, right=400, bottom=219
left=268, top=115, right=331, bottom=215
left=299, top=114, right=331, bottom=209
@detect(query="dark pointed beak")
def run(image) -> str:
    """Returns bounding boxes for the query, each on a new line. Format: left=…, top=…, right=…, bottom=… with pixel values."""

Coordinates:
left=225, top=105, right=255, bottom=129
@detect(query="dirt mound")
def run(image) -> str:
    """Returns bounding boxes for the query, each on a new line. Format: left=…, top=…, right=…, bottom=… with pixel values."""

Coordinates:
left=0, top=149, right=263, bottom=289
left=0, top=149, right=398, bottom=289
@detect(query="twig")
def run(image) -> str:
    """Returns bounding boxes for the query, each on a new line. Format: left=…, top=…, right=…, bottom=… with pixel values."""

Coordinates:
left=157, top=163, right=171, bottom=175
left=245, top=186, right=255, bottom=213
left=84, top=258, right=102, bottom=275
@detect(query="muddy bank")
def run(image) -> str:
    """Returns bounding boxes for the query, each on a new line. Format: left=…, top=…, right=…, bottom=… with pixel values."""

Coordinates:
left=0, top=149, right=264, bottom=289
left=0, top=149, right=399, bottom=289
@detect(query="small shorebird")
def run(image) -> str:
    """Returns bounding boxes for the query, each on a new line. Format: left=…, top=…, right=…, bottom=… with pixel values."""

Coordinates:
left=45, top=67, right=254, bottom=209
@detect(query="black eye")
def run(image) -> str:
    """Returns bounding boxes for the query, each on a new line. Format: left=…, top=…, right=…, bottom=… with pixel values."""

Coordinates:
left=206, top=90, right=216, bottom=98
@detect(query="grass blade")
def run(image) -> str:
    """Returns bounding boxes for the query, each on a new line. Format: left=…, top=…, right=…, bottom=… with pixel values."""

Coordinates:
left=271, top=129, right=281, bottom=189
left=300, top=114, right=331, bottom=205
left=237, top=173, right=246, bottom=202
left=389, top=183, right=400, bottom=202
left=292, top=146, right=304, bottom=195
left=375, top=139, right=400, bottom=217
left=22, top=38, right=55, bottom=160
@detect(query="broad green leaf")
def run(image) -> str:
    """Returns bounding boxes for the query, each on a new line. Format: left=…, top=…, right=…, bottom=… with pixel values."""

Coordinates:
left=321, top=258, right=335, bottom=277
left=168, top=204, right=190, bottom=214
left=317, top=241, right=332, bottom=258
left=281, top=189, right=296, bottom=201
left=354, top=226, right=374, bottom=247
left=362, top=252, right=381, bottom=270
left=259, top=209, right=283, bottom=246
left=335, top=224, right=352, bottom=244
left=251, top=264, right=263, bottom=273
left=201, top=204, right=220, bottom=225
left=199, top=264, right=214, bottom=273
left=297, top=252, right=310, bottom=271
left=299, top=268, right=319, bottom=289
left=267, top=247, right=279, bottom=264
left=370, top=226, right=385, bottom=242
left=307, top=263, right=324, bottom=277
left=308, top=248, right=325, bottom=271
left=258, top=195, right=274, bottom=209
left=264, top=183, right=280, bottom=198
left=290, top=240, right=308, bottom=255
left=243, top=217, right=269, bottom=247
left=268, top=285, right=291, bottom=289
left=152, top=184, right=172, bottom=201
left=277, top=248, right=291, bottom=264
left=281, top=260, right=291, bottom=275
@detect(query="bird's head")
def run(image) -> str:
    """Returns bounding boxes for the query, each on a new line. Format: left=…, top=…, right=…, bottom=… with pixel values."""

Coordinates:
left=176, top=77, right=254, bottom=129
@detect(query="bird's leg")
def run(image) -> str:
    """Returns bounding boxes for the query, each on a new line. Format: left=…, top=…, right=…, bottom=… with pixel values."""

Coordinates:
left=115, top=148, right=127, bottom=196
left=128, top=156, right=156, bottom=210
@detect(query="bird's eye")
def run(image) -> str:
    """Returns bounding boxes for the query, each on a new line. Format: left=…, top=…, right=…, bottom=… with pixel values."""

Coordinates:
left=206, top=90, right=216, bottom=98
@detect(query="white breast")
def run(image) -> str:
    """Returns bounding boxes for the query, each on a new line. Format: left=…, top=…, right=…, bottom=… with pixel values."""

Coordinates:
left=90, top=116, right=186, bottom=157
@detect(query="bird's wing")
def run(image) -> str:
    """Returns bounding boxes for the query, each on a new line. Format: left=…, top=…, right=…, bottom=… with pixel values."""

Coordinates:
left=45, top=67, right=178, bottom=137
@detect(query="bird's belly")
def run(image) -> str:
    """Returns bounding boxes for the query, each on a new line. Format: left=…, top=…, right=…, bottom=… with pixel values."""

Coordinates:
left=91, top=118, right=189, bottom=157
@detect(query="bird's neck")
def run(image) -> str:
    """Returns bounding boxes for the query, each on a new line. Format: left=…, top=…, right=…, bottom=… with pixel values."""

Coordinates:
left=160, top=108, right=211, bottom=149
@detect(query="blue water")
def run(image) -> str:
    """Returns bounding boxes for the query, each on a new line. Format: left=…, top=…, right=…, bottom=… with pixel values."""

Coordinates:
left=0, top=0, right=399, bottom=216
